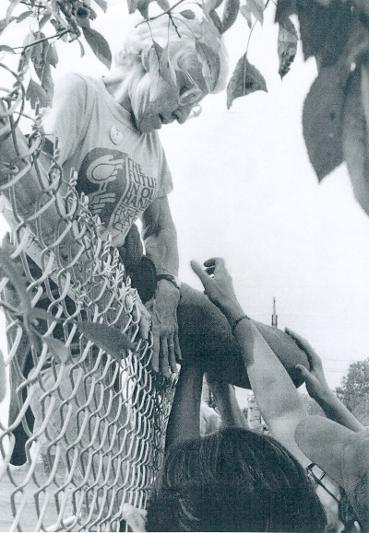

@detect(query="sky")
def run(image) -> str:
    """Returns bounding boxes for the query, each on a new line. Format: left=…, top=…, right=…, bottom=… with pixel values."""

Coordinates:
left=1, top=0, right=369, bottom=400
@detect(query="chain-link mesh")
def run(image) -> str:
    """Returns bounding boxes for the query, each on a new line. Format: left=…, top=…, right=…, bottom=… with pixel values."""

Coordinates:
left=0, top=40, right=177, bottom=533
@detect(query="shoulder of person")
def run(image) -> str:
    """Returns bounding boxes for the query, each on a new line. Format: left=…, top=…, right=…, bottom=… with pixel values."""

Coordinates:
left=54, top=73, right=99, bottom=103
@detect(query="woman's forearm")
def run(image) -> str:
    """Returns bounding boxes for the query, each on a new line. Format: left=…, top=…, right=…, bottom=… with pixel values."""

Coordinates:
left=314, top=389, right=364, bottom=432
left=210, top=380, right=247, bottom=428
left=142, top=198, right=179, bottom=276
left=231, top=316, right=306, bottom=428
left=165, top=362, right=203, bottom=448
left=145, top=226, right=179, bottom=275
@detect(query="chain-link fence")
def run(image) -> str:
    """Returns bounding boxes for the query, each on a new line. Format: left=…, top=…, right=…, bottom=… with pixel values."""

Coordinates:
left=0, top=28, right=177, bottom=533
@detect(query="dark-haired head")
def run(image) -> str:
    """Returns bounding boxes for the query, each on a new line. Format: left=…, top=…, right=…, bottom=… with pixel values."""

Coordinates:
left=146, top=427, right=327, bottom=532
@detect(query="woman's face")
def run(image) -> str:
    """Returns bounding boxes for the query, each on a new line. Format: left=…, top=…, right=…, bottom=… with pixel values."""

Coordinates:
left=132, top=62, right=208, bottom=133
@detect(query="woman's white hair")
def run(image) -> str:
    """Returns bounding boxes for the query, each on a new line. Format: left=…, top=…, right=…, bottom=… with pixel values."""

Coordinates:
left=114, top=12, right=228, bottom=94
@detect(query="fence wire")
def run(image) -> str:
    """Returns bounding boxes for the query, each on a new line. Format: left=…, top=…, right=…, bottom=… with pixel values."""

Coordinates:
left=0, top=46, right=177, bottom=532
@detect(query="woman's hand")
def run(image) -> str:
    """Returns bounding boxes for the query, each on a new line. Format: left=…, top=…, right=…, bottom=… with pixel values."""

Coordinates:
left=191, top=258, right=244, bottom=323
left=287, top=328, right=365, bottom=432
left=148, top=280, right=181, bottom=376
left=285, top=328, right=330, bottom=402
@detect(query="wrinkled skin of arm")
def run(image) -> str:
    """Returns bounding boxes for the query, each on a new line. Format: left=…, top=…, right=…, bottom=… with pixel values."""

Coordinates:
left=141, top=196, right=181, bottom=375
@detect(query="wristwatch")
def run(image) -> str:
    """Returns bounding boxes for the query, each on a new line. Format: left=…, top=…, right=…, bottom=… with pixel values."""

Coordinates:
left=156, top=273, right=181, bottom=290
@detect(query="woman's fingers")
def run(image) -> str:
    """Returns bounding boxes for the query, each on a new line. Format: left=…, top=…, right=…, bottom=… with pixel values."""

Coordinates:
left=286, top=328, right=321, bottom=368
left=286, top=328, right=311, bottom=352
left=203, top=257, right=224, bottom=267
left=159, top=336, right=170, bottom=377
left=295, top=364, right=312, bottom=380
left=174, top=332, right=182, bottom=363
left=167, top=334, right=178, bottom=374
left=151, top=332, right=160, bottom=373
left=190, top=260, right=210, bottom=286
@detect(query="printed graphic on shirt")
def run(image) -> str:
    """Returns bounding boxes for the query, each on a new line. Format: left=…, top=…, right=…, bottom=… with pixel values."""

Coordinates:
left=78, top=147, right=158, bottom=236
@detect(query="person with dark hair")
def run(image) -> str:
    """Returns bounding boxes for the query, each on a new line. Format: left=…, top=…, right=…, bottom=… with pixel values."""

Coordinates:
left=146, top=427, right=326, bottom=532
left=130, top=257, right=329, bottom=532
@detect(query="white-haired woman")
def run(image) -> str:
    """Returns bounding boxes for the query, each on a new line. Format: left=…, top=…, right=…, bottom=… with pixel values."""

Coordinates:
left=41, top=13, right=229, bottom=375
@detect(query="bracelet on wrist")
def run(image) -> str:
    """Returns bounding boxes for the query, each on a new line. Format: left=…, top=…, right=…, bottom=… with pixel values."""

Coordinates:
left=156, top=273, right=181, bottom=290
left=231, top=314, right=250, bottom=335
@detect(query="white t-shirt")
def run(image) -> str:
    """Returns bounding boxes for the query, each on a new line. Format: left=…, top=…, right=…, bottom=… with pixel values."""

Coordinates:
left=44, top=73, right=173, bottom=247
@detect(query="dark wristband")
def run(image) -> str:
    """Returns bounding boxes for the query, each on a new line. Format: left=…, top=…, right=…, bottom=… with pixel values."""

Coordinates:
left=156, top=273, right=181, bottom=290
left=231, top=314, right=250, bottom=335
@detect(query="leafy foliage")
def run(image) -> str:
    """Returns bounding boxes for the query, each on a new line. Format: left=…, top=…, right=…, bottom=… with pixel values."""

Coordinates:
left=296, top=0, right=354, bottom=67
left=227, top=55, right=267, bottom=109
left=336, top=357, right=369, bottom=413
left=221, top=0, right=240, bottom=33
left=82, top=26, right=112, bottom=69
left=342, top=64, right=369, bottom=216
left=277, top=17, right=298, bottom=78
left=302, top=63, right=345, bottom=180
left=0, top=0, right=112, bottom=109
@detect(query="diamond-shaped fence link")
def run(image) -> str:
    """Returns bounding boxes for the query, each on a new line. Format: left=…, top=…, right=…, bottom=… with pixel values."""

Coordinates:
left=0, top=50, right=177, bottom=532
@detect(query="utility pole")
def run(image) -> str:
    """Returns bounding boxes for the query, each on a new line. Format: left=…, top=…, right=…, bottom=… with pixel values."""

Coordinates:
left=271, top=296, right=278, bottom=328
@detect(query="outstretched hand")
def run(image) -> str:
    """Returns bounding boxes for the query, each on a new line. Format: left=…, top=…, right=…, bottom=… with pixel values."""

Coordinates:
left=191, top=258, right=243, bottom=322
left=285, top=328, right=330, bottom=401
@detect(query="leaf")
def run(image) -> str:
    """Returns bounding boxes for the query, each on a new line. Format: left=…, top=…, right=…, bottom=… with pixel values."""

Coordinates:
left=0, top=16, right=16, bottom=34
left=44, top=336, right=71, bottom=364
left=82, top=27, right=112, bottom=69
left=77, top=38, right=85, bottom=57
left=196, top=41, right=221, bottom=90
left=78, top=321, right=135, bottom=361
left=342, top=66, right=369, bottom=216
left=209, top=10, right=223, bottom=33
left=204, top=0, right=224, bottom=14
left=221, top=0, right=240, bottom=33
left=302, top=63, right=345, bottom=181
left=246, top=0, right=264, bottom=25
left=33, top=60, right=54, bottom=105
left=92, top=0, right=108, bottom=11
left=275, top=0, right=296, bottom=23
left=39, top=13, right=51, bottom=29
left=180, top=9, right=196, bottom=19
left=296, top=0, right=354, bottom=67
left=227, top=55, right=267, bottom=109
left=132, top=0, right=150, bottom=18
left=127, top=0, right=137, bottom=14
left=29, top=308, right=63, bottom=323
left=0, top=45, right=15, bottom=53
left=156, top=0, right=170, bottom=10
left=240, top=4, right=253, bottom=28
left=159, top=45, right=176, bottom=86
left=46, top=43, right=58, bottom=68
left=6, top=0, right=22, bottom=23
left=278, top=17, right=298, bottom=78
left=16, top=10, right=33, bottom=23
left=0, top=248, right=30, bottom=314
left=22, top=29, right=37, bottom=49
left=26, top=78, right=49, bottom=109
left=76, top=10, right=91, bottom=28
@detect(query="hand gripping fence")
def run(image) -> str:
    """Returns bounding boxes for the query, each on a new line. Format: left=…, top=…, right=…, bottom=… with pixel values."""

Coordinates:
left=0, top=52, right=177, bottom=531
